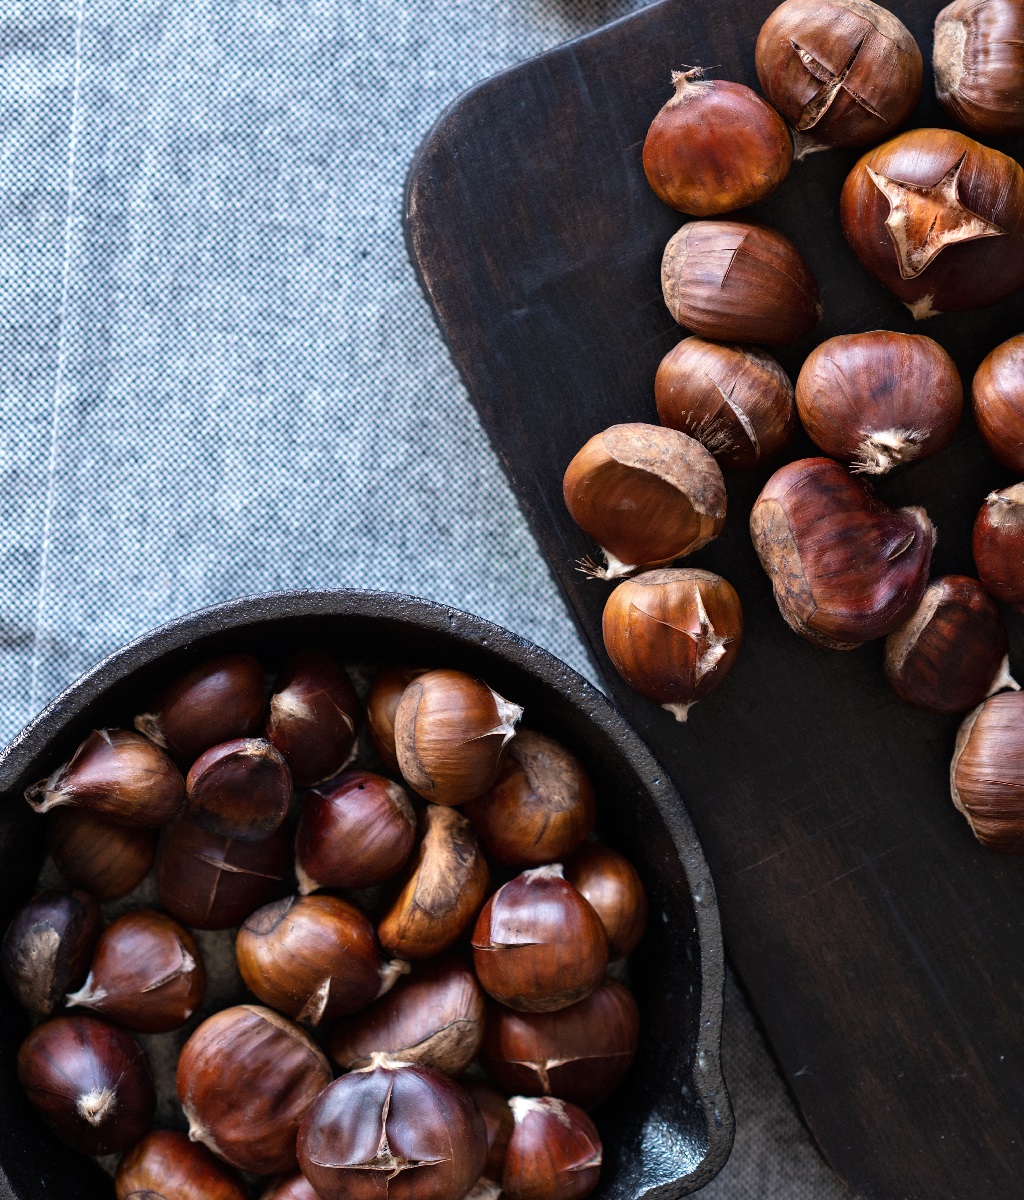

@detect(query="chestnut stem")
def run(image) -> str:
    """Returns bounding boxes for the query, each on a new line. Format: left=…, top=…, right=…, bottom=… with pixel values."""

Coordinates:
left=988, top=656, right=1021, bottom=697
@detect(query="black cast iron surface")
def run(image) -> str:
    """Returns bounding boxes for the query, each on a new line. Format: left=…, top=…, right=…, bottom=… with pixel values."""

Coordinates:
left=404, top=2, right=1024, bottom=1197
left=0, top=590, right=729, bottom=1199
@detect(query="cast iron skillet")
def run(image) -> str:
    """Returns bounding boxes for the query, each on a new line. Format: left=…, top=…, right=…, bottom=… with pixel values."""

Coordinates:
left=0, top=589, right=731, bottom=1199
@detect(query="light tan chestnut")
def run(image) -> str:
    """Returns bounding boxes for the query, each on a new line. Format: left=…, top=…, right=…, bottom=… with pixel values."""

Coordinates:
left=974, top=483, right=1024, bottom=609
left=951, top=691, right=1024, bottom=853
left=602, top=569, right=743, bottom=721
left=934, top=0, right=1024, bottom=136
left=563, top=424, right=726, bottom=579
left=972, top=334, right=1024, bottom=472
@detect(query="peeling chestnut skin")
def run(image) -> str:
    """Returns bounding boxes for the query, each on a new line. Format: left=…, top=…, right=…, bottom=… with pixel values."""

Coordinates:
left=951, top=692, right=1024, bottom=853
left=973, top=483, right=1024, bottom=610
left=367, top=666, right=425, bottom=772
left=49, top=809, right=156, bottom=900
left=563, top=842, right=648, bottom=960
left=1, top=889, right=101, bottom=1018
left=265, top=651, right=361, bottom=787
left=972, top=334, right=1024, bottom=472
left=502, top=1096, right=602, bottom=1200
left=114, top=1129, right=247, bottom=1200
left=187, top=737, right=292, bottom=841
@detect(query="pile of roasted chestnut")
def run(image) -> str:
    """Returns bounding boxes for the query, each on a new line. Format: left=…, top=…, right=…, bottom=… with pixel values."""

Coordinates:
left=4, top=651, right=648, bottom=1199
left=563, top=0, right=1024, bottom=853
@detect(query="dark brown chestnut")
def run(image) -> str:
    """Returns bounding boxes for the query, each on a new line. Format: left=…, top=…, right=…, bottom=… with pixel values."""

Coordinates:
left=972, top=334, right=1024, bottom=471
left=367, top=666, right=426, bottom=773
left=25, top=729, right=185, bottom=828
left=951, top=691, right=1024, bottom=853
left=265, top=651, right=361, bottom=786
left=186, top=737, right=292, bottom=841
left=472, top=865, right=608, bottom=1013
left=934, top=0, right=1024, bottom=136
left=65, top=908, right=205, bottom=1033
left=465, top=731, right=595, bottom=868
left=177, top=1003, right=332, bottom=1174
left=378, top=805, right=491, bottom=960
left=135, top=653, right=266, bottom=762
left=1, top=889, right=101, bottom=1017
left=114, top=1129, right=247, bottom=1200
left=563, top=842, right=648, bottom=960
left=259, top=1176, right=321, bottom=1200
left=49, top=809, right=156, bottom=900
left=465, top=1081, right=514, bottom=1182
left=974, top=483, right=1024, bottom=610
left=328, top=955, right=485, bottom=1076
left=481, top=980, right=639, bottom=1108
left=297, top=1054, right=487, bottom=1200
left=17, top=1014, right=155, bottom=1155
left=295, top=769, right=416, bottom=894
left=502, top=1096, right=602, bottom=1200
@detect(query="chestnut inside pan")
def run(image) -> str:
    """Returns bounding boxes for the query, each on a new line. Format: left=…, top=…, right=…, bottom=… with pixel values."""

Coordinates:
left=0, top=589, right=730, bottom=1199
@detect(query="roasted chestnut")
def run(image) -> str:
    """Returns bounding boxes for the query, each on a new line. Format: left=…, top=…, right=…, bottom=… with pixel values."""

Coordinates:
left=750, top=457, right=934, bottom=648
left=972, top=334, right=1024, bottom=472
left=25, top=729, right=185, bottom=828
left=367, top=666, right=425, bottom=773
left=502, top=1096, right=602, bottom=1200
left=114, top=1129, right=247, bottom=1200
left=17, top=1014, right=154, bottom=1154
left=973, top=483, right=1024, bottom=610
left=186, top=737, right=292, bottom=841
left=295, top=770, right=416, bottom=893
left=563, top=842, right=647, bottom=960
left=49, top=809, right=156, bottom=900
left=1, top=888, right=101, bottom=1017
left=934, top=0, right=1024, bottom=136
left=472, top=865, right=608, bottom=1013
left=297, top=1054, right=487, bottom=1200
left=265, top=651, right=361, bottom=786
left=951, top=691, right=1024, bottom=853
left=465, top=1081, right=514, bottom=1182
left=177, top=1003, right=332, bottom=1174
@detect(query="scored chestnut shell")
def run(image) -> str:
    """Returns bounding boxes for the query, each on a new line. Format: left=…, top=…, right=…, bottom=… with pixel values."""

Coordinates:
left=157, top=816, right=290, bottom=930
left=18, top=1014, right=155, bottom=1155
left=134, top=652, right=267, bottom=762
left=25, top=729, right=185, bottom=829
left=934, top=0, right=1024, bottom=136
left=840, top=128, right=1024, bottom=318
left=973, top=483, right=1024, bottom=610
left=750, top=457, right=934, bottom=648
left=472, top=865, right=608, bottom=1013
left=177, top=1003, right=332, bottom=1175
left=563, top=842, right=648, bottom=960
left=295, top=769, right=416, bottom=894
left=602, top=568, right=743, bottom=721
left=1, top=889, right=101, bottom=1018
left=884, top=575, right=1018, bottom=714
left=114, top=1129, right=247, bottom=1200
left=951, top=691, right=1024, bottom=853
left=755, top=0, right=922, bottom=156
left=642, top=68, right=792, bottom=216
left=482, top=979, right=640, bottom=1108
left=465, top=730, right=595, bottom=868
left=502, top=1096, right=602, bottom=1200
left=297, top=1054, right=487, bottom=1200
left=464, top=1081, right=514, bottom=1182
left=378, top=804, right=491, bottom=960
left=972, top=334, right=1024, bottom=472
left=662, top=220, right=821, bottom=346
left=328, top=955, right=485, bottom=1076
left=186, top=737, right=292, bottom=841
left=65, top=908, right=205, bottom=1033
left=562, top=423, right=726, bottom=579
left=368, top=666, right=426, bottom=773
left=654, top=337, right=796, bottom=470
left=265, top=651, right=361, bottom=787
left=48, top=809, right=156, bottom=900
left=795, top=332, right=963, bottom=473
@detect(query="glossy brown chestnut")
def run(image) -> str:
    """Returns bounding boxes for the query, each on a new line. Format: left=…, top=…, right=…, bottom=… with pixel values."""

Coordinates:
left=177, top=1003, right=332, bottom=1174
left=237, top=893, right=400, bottom=1026
left=642, top=68, right=792, bottom=215
left=114, top=1130, right=247, bottom=1200
left=329, top=955, right=485, bottom=1076
left=973, top=483, right=1024, bottom=610
left=297, top=1054, right=487, bottom=1200
left=49, top=809, right=156, bottom=900
left=482, top=979, right=639, bottom=1108
left=750, top=457, right=934, bottom=648
left=840, top=129, right=1024, bottom=318
left=368, top=665, right=426, bottom=773
left=466, top=1181, right=503, bottom=1200
left=157, top=816, right=290, bottom=930
left=1, top=889, right=101, bottom=1017
left=17, top=1014, right=155, bottom=1155
left=259, top=1175, right=321, bottom=1200
left=465, top=1081, right=514, bottom=1182
left=972, top=334, right=1024, bottom=471
left=755, top=0, right=922, bottom=156
left=265, top=651, right=361, bottom=786
left=66, top=908, right=205, bottom=1033
left=934, top=0, right=1024, bottom=136
left=295, top=769, right=416, bottom=893
left=654, top=337, right=796, bottom=470
left=378, top=804, right=491, bottom=960
left=395, top=669, right=523, bottom=805
left=563, top=842, right=648, bottom=960
left=472, top=865, right=607, bottom=1013
left=795, top=332, right=963, bottom=473
left=25, top=729, right=185, bottom=829
left=562, top=424, right=726, bottom=579
left=186, top=737, right=292, bottom=841
left=662, top=220, right=821, bottom=345
left=502, top=1096, right=602, bottom=1200
left=951, top=691, right=1024, bottom=852
left=884, top=575, right=1018, bottom=714
left=465, top=731, right=595, bottom=868
left=602, top=568, right=743, bottom=721
left=134, top=652, right=266, bottom=762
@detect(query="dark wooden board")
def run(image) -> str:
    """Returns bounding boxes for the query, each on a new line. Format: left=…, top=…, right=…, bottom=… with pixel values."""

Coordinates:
left=405, top=4, right=1024, bottom=1198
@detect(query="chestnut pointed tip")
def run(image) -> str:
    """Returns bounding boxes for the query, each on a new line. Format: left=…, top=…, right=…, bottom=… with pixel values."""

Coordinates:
left=76, top=1085, right=117, bottom=1127
left=132, top=711, right=168, bottom=748
left=988, top=655, right=1021, bottom=697
left=662, top=701, right=694, bottom=722
left=376, top=958, right=412, bottom=998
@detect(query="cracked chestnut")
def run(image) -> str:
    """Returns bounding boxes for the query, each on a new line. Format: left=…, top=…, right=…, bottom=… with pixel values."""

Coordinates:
left=934, top=0, right=1024, bottom=136
left=265, top=651, right=361, bottom=786
left=368, top=666, right=426, bottom=773
left=502, top=1096, right=602, bottom=1200
left=49, top=809, right=156, bottom=900
left=951, top=691, right=1024, bottom=853
left=1, top=888, right=101, bottom=1018
left=972, top=334, right=1024, bottom=471
left=114, top=1130, right=247, bottom=1200
left=186, top=737, right=292, bottom=841
left=563, top=842, right=648, bottom=960
left=974, top=483, right=1024, bottom=610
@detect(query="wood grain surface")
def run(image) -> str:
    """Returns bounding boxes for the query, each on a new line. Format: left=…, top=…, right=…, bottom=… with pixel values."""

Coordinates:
left=405, top=2, right=1024, bottom=1197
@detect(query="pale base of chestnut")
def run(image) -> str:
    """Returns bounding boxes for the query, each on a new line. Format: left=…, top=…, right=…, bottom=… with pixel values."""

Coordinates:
left=662, top=702, right=694, bottom=723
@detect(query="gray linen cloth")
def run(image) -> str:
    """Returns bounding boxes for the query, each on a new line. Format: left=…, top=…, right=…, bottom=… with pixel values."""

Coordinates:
left=1, top=1, right=848, bottom=1195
